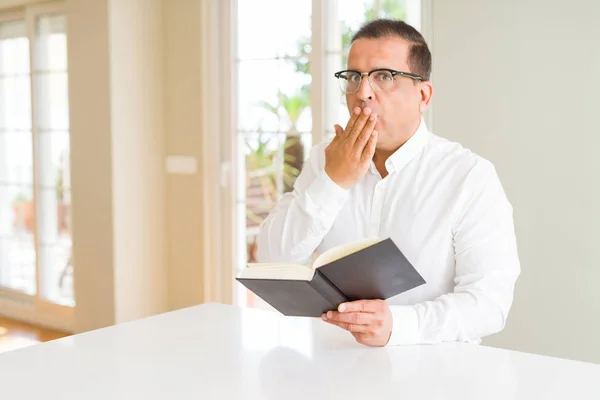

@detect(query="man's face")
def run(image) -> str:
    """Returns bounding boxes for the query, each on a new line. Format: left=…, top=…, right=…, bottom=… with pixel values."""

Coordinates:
left=346, top=36, right=430, bottom=151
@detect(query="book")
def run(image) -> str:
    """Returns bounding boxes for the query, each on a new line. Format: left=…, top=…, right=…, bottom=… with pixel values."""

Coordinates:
left=235, top=237, right=426, bottom=317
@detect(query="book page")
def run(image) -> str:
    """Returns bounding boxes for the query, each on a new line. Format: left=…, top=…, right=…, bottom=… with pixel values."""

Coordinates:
left=238, top=263, right=315, bottom=281
left=312, top=237, right=381, bottom=269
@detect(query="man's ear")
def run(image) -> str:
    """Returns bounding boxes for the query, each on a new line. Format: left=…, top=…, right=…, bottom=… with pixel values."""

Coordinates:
left=419, top=81, right=433, bottom=113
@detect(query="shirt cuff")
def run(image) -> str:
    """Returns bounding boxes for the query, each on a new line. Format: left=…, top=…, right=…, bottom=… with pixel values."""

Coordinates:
left=305, top=169, right=348, bottom=216
left=387, top=305, right=420, bottom=346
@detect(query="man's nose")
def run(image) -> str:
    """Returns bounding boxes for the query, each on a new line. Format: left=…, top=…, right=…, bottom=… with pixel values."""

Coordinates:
left=357, top=74, right=374, bottom=101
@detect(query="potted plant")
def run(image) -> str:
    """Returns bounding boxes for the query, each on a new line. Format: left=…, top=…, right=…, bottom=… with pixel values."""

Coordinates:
left=12, top=192, right=34, bottom=233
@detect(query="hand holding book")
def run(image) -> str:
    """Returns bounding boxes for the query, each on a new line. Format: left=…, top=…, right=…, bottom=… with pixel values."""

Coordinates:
left=322, top=299, right=394, bottom=347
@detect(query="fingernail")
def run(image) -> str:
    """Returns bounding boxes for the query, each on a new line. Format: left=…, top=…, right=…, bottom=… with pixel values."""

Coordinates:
left=327, top=311, right=333, bottom=318
left=321, top=314, right=327, bottom=321
left=363, top=107, right=372, bottom=115
left=369, top=114, right=376, bottom=121
left=339, top=304, right=346, bottom=312
left=354, top=107, right=361, bottom=115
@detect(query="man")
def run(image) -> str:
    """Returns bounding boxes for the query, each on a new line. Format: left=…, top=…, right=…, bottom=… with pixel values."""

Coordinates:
left=257, top=19, right=520, bottom=347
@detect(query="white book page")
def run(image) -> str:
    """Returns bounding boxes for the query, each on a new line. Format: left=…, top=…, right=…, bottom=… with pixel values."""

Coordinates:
left=238, top=263, right=315, bottom=281
left=313, top=237, right=381, bottom=269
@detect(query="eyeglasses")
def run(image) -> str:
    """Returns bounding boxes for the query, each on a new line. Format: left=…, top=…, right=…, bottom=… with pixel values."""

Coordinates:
left=334, top=68, right=424, bottom=93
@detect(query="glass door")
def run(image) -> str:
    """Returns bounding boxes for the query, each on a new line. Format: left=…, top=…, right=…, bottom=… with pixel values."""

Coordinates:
left=0, top=3, right=73, bottom=331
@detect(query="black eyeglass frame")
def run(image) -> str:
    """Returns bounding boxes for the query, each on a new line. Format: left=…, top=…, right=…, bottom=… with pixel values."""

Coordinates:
left=334, top=68, right=424, bottom=92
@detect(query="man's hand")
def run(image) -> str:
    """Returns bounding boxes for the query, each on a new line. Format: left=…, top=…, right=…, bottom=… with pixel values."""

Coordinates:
left=321, top=299, right=393, bottom=347
left=325, top=107, right=378, bottom=189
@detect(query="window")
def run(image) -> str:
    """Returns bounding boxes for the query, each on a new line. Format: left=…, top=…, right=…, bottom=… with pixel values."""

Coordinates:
left=0, top=6, right=72, bottom=310
left=233, top=0, right=423, bottom=310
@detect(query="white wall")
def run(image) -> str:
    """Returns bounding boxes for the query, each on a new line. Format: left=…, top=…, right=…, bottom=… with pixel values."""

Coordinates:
left=69, top=0, right=169, bottom=332
left=164, top=0, right=207, bottom=311
left=431, top=0, right=600, bottom=363
left=68, top=0, right=116, bottom=332
left=108, top=0, right=168, bottom=324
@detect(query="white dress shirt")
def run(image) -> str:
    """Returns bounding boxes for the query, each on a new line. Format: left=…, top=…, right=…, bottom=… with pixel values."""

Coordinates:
left=257, top=118, right=520, bottom=346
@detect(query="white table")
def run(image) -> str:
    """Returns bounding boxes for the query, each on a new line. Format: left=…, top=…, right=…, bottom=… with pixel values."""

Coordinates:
left=1, top=303, right=599, bottom=399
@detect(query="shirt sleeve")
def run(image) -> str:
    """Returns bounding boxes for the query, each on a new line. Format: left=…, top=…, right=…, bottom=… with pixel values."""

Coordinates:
left=388, top=160, right=521, bottom=345
left=256, top=142, right=349, bottom=265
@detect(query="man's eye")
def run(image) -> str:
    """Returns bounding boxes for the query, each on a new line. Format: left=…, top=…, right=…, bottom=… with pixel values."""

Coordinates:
left=375, top=72, right=393, bottom=81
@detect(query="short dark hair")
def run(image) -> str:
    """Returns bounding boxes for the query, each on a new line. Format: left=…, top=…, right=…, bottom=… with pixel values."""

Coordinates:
left=351, top=19, right=431, bottom=81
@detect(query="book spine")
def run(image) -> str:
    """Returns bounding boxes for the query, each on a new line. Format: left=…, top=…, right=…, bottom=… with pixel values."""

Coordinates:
left=311, top=270, right=348, bottom=308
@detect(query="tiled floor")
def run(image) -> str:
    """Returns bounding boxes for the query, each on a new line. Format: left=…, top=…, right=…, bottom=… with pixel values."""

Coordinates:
left=0, top=317, right=69, bottom=354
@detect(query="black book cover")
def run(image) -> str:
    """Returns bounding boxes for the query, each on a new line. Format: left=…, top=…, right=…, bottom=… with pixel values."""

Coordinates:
left=236, top=238, right=425, bottom=317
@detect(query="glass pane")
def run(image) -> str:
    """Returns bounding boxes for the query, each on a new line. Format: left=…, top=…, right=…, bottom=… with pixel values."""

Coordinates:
left=238, top=59, right=312, bottom=132
left=401, top=0, right=421, bottom=31
left=38, top=130, right=70, bottom=190
left=35, top=15, right=67, bottom=71
left=39, top=243, right=73, bottom=306
left=237, top=60, right=281, bottom=132
left=0, top=131, right=33, bottom=185
left=0, top=184, right=34, bottom=237
left=237, top=0, right=311, bottom=60
left=241, top=132, right=283, bottom=205
left=0, top=183, right=36, bottom=295
left=334, top=0, right=420, bottom=55
left=241, top=130, right=311, bottom=260
left=35, top=72, right=69, bottom=131
left=241, top=131, right=311, bottom=200
left=0, top=21, right=31, bottom=133
left=34, top=14, right=72, bottom=306
left=0, top=236, right=36, bottom=295
left=38, top=187, right=72, bottom=305
left=38, top=187, right=71, bottom=245
left=0, top=76, right=32, bottom=130
left=0, top=20, right=29, bottom=75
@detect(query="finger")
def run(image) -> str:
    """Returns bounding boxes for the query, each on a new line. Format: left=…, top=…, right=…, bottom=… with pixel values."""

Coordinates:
left=324, top=311, right=377, bottom=325
left=352, top=332, right=388, bottom=347
left=352, top=332, right=373, bottom=342
left=361, top=130, right=378, bottom=162
left=323, top=318, right=371, bottom=334
left=338, top=299, right=382, bottom=314
left=347, top=107, right=372, bottom=145
left=353, top=114, right=377, bottom=151
left=334, top=124, right=344, bottom=137
left=344, top=107, right=362, bottom=134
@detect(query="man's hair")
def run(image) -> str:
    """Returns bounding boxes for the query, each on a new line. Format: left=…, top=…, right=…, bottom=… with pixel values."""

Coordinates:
left=351, top=19, right=431, bottom=81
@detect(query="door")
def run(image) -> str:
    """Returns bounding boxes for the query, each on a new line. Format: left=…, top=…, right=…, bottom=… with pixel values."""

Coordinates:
left=0, top=3, right=73, bottom=332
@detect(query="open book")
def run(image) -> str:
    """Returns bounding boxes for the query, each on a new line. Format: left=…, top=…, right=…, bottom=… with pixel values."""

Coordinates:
left=236, top=237, right=426, bottom=317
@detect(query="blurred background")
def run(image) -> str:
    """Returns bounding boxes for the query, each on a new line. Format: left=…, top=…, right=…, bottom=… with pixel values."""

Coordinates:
left=0, top=0, right=598, bottom=366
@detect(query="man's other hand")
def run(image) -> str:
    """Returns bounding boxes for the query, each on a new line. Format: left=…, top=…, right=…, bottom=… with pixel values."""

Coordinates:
left=321, top=299, right=392, bottom=347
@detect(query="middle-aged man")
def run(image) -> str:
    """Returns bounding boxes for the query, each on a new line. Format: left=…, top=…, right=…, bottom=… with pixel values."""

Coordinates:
left=256, top=18, right=520, bottom=347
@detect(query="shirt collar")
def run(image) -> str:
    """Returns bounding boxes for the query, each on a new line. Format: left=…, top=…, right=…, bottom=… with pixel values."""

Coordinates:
left=369, top=116, right=432, bottom=176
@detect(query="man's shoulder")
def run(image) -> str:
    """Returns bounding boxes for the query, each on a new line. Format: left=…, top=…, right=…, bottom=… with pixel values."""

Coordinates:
left=424, top=132, right=498, bottom=182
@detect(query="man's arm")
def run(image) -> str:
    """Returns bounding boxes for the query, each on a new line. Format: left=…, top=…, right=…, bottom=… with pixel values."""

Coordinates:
left=324, top=160, right=521, bottom=346
left=257, top=107, right=378, bottom=265
left=389, top=160, right=520, bottom=344
left=256, top=144, right=349, bottom=265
